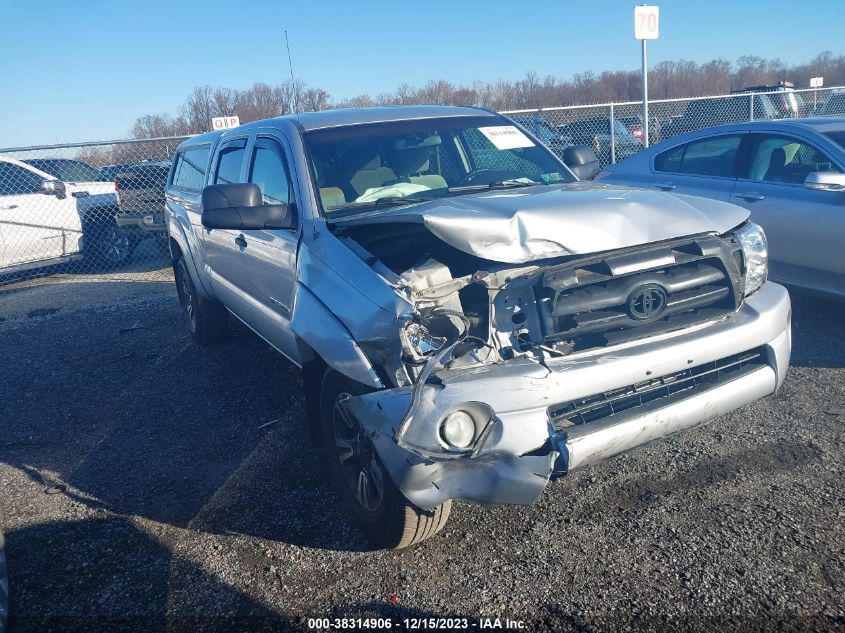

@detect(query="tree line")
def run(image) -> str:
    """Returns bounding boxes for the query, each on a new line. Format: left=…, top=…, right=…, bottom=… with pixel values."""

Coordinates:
left=127, top=51, right=844, bottom=139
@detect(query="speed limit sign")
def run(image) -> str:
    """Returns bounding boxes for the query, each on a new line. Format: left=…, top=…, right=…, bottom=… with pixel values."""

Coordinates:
left=634, top=5, right=659, bottom=40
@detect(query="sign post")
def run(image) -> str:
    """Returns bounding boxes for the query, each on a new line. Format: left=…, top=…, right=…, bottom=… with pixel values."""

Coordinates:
left=211, top=116, right=240, bottom=131
left=634, top=5, right=659, bottom=148
left=810, top=76, right=824, bottom=111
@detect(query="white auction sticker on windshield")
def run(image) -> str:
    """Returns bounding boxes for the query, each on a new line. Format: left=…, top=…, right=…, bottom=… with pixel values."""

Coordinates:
left=478, top=126, right=535, bottom=150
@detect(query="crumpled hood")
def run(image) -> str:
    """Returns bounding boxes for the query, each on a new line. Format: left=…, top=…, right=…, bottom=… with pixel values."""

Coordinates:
left=331, top=182, right=750, bottom=264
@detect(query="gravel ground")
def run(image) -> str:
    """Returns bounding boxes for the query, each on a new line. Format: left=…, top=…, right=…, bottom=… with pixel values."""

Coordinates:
left=0, top=273, right=843, bottom=632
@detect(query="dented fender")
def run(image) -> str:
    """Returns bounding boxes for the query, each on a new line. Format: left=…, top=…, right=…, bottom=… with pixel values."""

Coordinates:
left=290, top=283, right=384, bottom=388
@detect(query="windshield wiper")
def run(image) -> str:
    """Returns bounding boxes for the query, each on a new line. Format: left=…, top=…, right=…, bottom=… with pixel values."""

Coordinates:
left=447, top=180, right=539, bottom=193
left=368, top=196, right=431, bottom=205
left=330, top=196, right=431, bottom=213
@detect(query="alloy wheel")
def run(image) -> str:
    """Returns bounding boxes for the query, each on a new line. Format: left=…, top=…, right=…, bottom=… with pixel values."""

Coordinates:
left=176, top=264, right=197, bottom=331
left=332, top=392, right=385, bottom=512
left=98, top=227, right=130, bottom=264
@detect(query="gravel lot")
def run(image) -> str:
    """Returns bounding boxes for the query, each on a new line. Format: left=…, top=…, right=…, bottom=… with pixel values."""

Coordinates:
left=0, top=270, right=843, bottom=632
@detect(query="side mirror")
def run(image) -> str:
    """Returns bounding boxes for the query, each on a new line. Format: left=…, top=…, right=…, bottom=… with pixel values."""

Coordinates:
left=562, top=144, right=601, bottom=180
left=201, top=183, right=296, bottom=230
left=42, top=179, right=66, bottom=199
left=804, top=171, right=845, bottom=192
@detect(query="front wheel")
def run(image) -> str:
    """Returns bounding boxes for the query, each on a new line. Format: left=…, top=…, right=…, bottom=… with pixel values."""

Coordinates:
left=320, top=371, right=451, bottom=549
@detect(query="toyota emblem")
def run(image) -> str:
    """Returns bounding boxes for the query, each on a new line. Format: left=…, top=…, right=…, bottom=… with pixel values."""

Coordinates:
left=627, top=284, right=668, bottom=320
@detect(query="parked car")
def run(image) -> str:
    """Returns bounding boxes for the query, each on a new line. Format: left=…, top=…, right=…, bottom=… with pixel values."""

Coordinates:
left=556, top=117, right=642, bottom=165
left=732, top=81, right=804, bottom=118
left=103, top=161, right=171, bottom=257
left=666, top=93, right=779, bottom=136
left=22, top=158, right=131, bottom=267
left=508, top=115, right=573, bottom=157
left=165, top=105, right=790, bottom=549
left=596, top=118, right=845, bottom=298
left=617, top=115, right=664, bottom=145
left=818, top=89, right=845, bottom=117
left=1, top=157, right=85, bottom=275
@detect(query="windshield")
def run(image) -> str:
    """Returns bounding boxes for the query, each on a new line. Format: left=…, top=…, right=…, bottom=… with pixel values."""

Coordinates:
left=303, top=115, right=574, bottom=215
left=24, top=159, right=106, bottom=182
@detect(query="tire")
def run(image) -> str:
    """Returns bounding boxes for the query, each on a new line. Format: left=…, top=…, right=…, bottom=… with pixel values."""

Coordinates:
left=89, top=224, right=132, bottom=269
left=320, top=370, right=451, bottom=549
left=174, top=256, right=228, bottom=344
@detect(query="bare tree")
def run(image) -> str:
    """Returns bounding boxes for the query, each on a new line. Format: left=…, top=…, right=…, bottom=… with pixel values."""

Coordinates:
left=127, top=51, right=845, bottom=138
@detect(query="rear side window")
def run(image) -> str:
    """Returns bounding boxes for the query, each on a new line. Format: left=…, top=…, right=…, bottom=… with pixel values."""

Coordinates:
left=655, top=135, right=742, bottom=177
left=214, top=140, right=248, bottom=185
left=171, top=146, right=210, bottom=192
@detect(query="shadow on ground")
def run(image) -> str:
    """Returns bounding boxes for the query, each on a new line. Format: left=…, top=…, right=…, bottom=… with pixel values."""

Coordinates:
left=0, top=291, right=366, bottom=552
left=787, top=291, right=845, bottom=369
left=6, top=517, right=306, bottom=632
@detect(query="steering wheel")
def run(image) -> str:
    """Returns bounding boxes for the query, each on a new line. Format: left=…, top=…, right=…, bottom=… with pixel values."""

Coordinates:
left=455, top=168, right=494, bottom=186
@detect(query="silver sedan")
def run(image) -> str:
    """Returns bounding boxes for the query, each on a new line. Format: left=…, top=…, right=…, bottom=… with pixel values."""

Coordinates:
left=597, top=118, right=845, bottom=298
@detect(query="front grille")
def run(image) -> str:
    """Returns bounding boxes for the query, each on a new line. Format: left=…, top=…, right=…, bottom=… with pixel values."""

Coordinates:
left=549, top=347, right=766, bottom=429
left=538, top=236, right=745, bottom=353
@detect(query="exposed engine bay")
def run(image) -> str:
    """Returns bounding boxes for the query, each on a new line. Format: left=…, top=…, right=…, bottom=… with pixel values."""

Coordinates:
left=331, top=220, right=747, bottom=384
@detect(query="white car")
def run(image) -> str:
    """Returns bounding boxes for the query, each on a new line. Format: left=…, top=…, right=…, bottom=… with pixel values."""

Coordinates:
left=0, top=156, right=84, bottom=275
left=23, top=158, right=132, bottom=267
left=0, top=157, right=131, bottom=276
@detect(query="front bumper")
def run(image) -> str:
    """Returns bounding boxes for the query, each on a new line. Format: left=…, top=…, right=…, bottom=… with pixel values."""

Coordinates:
left=346, top=282, right=791, bottom=510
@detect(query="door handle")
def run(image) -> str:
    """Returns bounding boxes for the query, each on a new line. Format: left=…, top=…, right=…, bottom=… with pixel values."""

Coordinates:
left=737, top=191, right=765, bottom=201
left=655, top=182, right=676, bottom=191
left=0, top=204, right=18, bottom=210
left=234, top=234, right=247, bottom=249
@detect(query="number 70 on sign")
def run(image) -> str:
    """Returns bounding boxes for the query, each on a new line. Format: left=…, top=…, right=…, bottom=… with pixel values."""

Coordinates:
left=634, top=5, right=659, bottom=40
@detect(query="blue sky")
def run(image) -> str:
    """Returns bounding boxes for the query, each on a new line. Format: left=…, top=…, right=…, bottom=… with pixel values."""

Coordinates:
left=1, top=0, right=842, bottom=147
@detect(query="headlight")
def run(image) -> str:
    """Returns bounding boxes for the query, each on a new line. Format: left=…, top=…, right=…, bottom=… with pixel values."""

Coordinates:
left=401, top=321, right=447, bottom=358
left=735, top=222, right=768, bottom=296
left=440, top=410, right=476, bottom=449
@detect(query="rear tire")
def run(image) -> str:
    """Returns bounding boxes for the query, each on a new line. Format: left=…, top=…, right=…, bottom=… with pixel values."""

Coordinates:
left=174, top=256, right=228, bottom=344
left=89, top=224, right=132, bottom=270
left=320, top=370, right=451, bottom=549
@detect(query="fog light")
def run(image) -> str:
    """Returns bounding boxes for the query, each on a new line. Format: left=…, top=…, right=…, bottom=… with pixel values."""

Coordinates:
left=440, top=410, right=476, bottom=449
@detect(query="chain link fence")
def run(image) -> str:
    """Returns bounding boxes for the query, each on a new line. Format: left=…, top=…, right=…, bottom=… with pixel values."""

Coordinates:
left=0, top=136, right=190, bottom=289
left=503, top=85, right=845, bottom=165
left=1, top=85, right=843, bottom=289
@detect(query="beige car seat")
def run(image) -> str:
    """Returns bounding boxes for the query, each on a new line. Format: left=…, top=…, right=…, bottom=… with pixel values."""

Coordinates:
left=390, top=145, right=447, bottom=190
left=349, top=155, right=397, bottom=197
left=313, top=160, right=346, bottom=210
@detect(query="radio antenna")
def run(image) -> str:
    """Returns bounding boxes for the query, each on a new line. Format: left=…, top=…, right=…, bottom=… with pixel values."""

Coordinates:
left=285, top=30, right=299, bottom=117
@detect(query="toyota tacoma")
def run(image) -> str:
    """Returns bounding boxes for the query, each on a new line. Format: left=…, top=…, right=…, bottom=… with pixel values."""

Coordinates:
left=164, top=106, right=791, bottom=549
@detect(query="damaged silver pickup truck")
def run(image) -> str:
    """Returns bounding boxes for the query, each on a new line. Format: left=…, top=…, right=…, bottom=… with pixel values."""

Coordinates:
left=165, top=106, right=791, bottom=549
